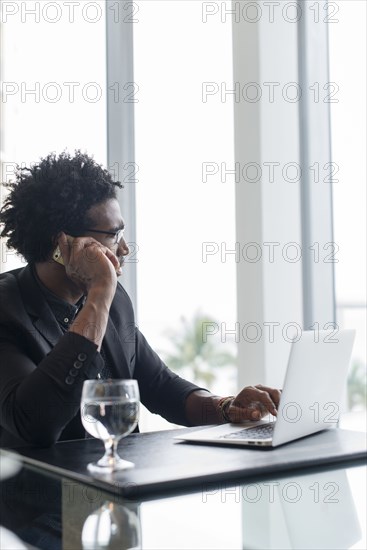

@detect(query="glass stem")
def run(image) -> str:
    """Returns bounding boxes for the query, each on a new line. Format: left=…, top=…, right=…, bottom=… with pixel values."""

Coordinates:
left=103, top=437, right=118, bottom=466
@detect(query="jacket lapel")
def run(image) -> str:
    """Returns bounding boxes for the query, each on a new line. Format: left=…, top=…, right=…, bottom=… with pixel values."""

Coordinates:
left=17, top=265, right=64, bottom=347
left=17, top=265, right=133, bottom=376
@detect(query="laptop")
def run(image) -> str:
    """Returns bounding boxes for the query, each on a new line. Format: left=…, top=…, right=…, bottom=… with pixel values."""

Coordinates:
left=175, top=330, right=356, bottom=448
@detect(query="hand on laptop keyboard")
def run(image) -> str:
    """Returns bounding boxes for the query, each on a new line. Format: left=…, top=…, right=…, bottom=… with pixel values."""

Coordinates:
left=225, top=385, right=281, bottom=423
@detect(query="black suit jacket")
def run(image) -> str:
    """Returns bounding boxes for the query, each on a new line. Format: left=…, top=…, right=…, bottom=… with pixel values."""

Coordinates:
left=0, top=265, right=202, bottom=448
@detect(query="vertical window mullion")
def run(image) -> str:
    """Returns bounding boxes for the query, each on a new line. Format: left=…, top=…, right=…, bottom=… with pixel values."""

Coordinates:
left=106, top=1, right=137, bottom=314
left=298, top=0, right=336, bottom=329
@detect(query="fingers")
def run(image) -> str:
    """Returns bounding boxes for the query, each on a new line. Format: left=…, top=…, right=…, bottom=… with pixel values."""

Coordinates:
left=84, top=242, right=120, bottom=275
left=246, top=389, right=277, bottom=418
left=56, top=235, right=121, bottom=276
left=229, top=403, right=265, bottom=422
left=61, top=236, right=119, bottom=271
left=103, top=247, right=122, bottom=275
left=57, top=234, right=90, bottom=265
left=255, top=384, right=282, bottom=408
left=57, top=236, right=120, bottom=291
left=229, top=385, right=280, bottom=423
left=244, top=386, right=277, bottom=415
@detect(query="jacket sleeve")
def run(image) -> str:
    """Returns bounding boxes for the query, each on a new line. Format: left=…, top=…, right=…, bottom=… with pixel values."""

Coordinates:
left=133, top=328, right=208, bottom=426
left=0, top=326, right=103, bottom=447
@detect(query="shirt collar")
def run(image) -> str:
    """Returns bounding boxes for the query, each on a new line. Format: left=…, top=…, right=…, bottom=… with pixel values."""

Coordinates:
left=32, top=265, right=86, bottom=328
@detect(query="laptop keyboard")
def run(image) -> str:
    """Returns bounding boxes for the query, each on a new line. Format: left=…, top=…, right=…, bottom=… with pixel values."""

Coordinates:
left=221, top=422, right=275, bottom=440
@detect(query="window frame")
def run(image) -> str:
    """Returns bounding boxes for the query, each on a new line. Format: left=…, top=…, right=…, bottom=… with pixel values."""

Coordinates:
left=106, top=0, right=138, bottom=314
left=232, top=0, right=335, bottom=388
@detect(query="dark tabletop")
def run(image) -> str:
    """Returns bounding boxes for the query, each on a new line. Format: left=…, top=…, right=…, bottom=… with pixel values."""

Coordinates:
left=1, top=426, right=366, bottom=550
left=3, top=426, right=367, bottom=497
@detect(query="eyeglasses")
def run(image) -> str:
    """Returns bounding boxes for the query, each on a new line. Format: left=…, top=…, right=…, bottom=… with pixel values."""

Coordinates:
left=84, top=228, right=125, bottom=245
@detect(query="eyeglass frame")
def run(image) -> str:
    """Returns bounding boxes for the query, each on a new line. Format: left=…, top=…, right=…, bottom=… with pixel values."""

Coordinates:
left=82, top=227, right=125, bottom=245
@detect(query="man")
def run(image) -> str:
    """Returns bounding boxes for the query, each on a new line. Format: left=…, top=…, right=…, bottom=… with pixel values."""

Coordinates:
left=0, top=151, right=280, bottom=448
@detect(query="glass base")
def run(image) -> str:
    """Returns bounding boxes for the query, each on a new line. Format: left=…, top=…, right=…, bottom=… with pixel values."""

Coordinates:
left=87, top=456, right=135, bottom=473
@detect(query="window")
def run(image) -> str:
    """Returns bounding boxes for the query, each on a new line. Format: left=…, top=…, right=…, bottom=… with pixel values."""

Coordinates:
left=329, top=0, right=367, bottom=428
left=133, top=1, right=236, bottom=430
left=0, top=1, right=107, bottom=271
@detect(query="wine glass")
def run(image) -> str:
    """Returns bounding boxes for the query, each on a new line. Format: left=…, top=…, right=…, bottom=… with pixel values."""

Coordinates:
left=81, top=379, right=139, bottom=473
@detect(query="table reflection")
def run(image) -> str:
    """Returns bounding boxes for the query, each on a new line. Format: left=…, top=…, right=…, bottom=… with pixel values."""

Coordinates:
left=82, top=501, right=141, bottom=550
left=0, top=466, right=62, bottom=550
left=62, top=479, right=141, bottom=550
left=0, top=450, right=365, bottom=550
left=138, top=467, right=365, bottom=549
left=241, top=469, right=361, bottom=549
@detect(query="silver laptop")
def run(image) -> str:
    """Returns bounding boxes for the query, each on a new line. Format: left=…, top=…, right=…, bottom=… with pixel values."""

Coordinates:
left=175, top=330, right=356, bottom=448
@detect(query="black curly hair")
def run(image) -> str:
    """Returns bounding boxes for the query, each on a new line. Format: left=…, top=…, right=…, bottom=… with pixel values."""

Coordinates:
left=0, top=150, right=123, bottom=263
